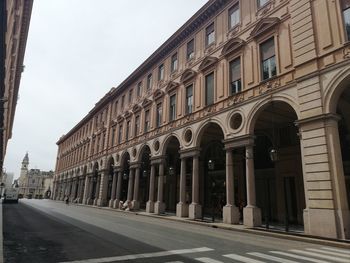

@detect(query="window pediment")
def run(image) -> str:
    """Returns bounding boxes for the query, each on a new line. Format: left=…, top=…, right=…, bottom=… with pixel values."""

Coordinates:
left=153, top=89, right=165, bottom=100
left=132, top=104, right=141, bottom=113
left=198, top=56, right=219, bottom=72
left=123, top=111, right=132, bottom=119
left=180, top=69, right=197, bottom=84
left=221, top=38, right=245, bottom=57
left=116, top=115, right=124, bottom=123
left=165, top=81, right=179, bottom=94
left=141, top=98, right=152, bottom=108
left=250, top=17, right=280, bottom=39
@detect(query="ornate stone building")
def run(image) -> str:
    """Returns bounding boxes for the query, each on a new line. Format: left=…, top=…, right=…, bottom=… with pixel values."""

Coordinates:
left=18, top=153, right=54, bottom=198
left=53, top=0, right=350, bottom=240
left=0, top=0, right=33, bottom=179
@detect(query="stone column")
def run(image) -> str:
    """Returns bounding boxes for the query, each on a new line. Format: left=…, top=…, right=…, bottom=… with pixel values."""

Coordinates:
left=146, top=164, right=156, bottom=213
left=176, top=157, right=188, bottom=217
left=324, top=116, right=350, bottom=239
left=223, top=149, right=239, bottom=224
left=154, top=162, right=165, bottom=214
left=93, top=176, right=100, bottom=206
left=109, top=170, right=118, bottom=208
left=189, top=155, right=201, bottom=219
left=97, top=172, right=109, bottom=207
left=127, top=168, right=135, bottom=203
left=243, top=145, right=261, bottom=227
left=82, top=176, right=90, bottom=204
left=132, top=166, right=141, bottom=210
left=113, top=171, right=122, bottom=208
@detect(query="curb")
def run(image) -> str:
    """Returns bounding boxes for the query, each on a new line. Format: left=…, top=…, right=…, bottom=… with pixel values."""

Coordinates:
left=0, top=200, right=4, bottom=263
left=52, top=200, right=350, bottom=249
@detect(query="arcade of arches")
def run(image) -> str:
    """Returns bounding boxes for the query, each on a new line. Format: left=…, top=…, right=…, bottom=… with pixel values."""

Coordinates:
left=54, top=96, right=350, bottom=239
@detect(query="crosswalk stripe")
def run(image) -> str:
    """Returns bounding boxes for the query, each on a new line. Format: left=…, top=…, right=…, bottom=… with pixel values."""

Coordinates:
left=270, top=251, right=330, bottom=263
left=248, top=252, right=299, bottom=263
left=195, top=258, right=224, bottom=263
left=290, top=249, right=349, bottom=263
left=306, top=248, right=350, bottom=259
left=224, top=254, right=266, bottom=263
left=321, top=247, right=350, bottom=255
left=59, top=247, right=214, bottom=263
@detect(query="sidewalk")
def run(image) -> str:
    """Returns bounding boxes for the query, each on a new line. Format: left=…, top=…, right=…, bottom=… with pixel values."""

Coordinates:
left=64, top=200, right=350, bottom=249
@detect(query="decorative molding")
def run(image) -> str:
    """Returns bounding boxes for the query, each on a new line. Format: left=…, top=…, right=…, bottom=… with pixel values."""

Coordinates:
left=256, top=0, right=275, bottom=18
left=153, top=89, right=165, bottom=100
left=250, top=17, right=280, bottom=39
left=198, top=56, right=219, bottom=72
left=165, top=81, right=179, bottom=94
left=141, top=98, right=153, bottom=108
left=221, top=38, right=245, bottom=57
left=180, top=69, right=197, bottom=84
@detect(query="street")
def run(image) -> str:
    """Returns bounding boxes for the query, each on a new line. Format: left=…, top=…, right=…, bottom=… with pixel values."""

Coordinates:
left=2, top=199, right=350, bottom=263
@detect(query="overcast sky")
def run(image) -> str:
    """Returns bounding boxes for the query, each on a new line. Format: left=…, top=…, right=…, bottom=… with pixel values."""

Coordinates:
left=4, top=0, right=207, bottom=179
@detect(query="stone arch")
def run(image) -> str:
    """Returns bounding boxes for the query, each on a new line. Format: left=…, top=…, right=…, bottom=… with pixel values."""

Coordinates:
left=106, top=156, right=115, bottom=168
left=246, top=95, right=300, bottom=134
left=92, top=162, right=99, bottom=172
left=120, top=151, right=130, bottom=169
left=161, top=133, right=182, bottom=156
left=324, top=67, right=350, bottom=114
left=194, top=119, right=227, bottom=147
left=137, top=143, right=152, bottom=162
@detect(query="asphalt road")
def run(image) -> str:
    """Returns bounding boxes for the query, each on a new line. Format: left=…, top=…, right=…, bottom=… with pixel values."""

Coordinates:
left=2, top=199, right=349, bottom=263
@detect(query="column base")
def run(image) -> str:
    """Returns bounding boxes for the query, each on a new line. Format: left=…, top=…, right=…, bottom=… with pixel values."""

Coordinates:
left=303, top=208, right=343, bottom=239
left=176, top=202, right=189, bottom=217
left=113, top=199, right=121, bottom=209
left=86, top=198, right=93, bottom=205
left=223, top=205, right=240, bottom=224
left=146, top=200, right=154, bottom=213
left=131, top=200, right=140, bottom=210
left=154, top=201, right=165, bottom=214
left=93, top=198, right=98, bottom=206
left=243, top=206, right=261, bottom=227
left=189, top=203, right=202, bottom=219
left=97, top=198, right=106, bottom=207
left=108, top=199, right=114, bottom=208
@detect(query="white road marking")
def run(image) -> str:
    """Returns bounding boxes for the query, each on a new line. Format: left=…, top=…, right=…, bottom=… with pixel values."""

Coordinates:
left=224, top=254, right=266, bottom=263
left=290, top=249, right=349, bottom=263
left=59, top=247, right=214, bottom=263
left=306, top=248, right=350, bottom=258
left=165, top=261, right=184, bottom=263
left=248, top=252, right=299, bottom=263
left=195, top=258, right=224, bottom=263
left=270, top=251, right=330, bottom=263
left=321, top=247, right=350, bottom=255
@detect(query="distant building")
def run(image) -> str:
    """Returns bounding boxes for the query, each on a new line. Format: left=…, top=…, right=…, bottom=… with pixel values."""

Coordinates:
left=18, top=153, right=54, bottom=198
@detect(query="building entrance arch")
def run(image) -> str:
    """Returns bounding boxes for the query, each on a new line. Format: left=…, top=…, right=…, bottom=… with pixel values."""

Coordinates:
left=120, top=152, right=130, bottom=202
left=139, top=145, right=151, bottom=209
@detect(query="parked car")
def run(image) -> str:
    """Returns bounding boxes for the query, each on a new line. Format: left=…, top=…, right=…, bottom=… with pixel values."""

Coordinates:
left=3, top=188, right=19, bottom=203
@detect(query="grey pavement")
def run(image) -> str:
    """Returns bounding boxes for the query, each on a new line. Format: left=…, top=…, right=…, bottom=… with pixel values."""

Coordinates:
left=2, top=199, right=350, bottom=263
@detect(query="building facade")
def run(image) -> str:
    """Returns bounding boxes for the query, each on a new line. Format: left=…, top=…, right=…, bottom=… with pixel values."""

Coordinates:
left=53, top=0, right=350, bottom=240
left=0, top=0, right=33, bottom=180
left=18, top=153, right=54, bottom=198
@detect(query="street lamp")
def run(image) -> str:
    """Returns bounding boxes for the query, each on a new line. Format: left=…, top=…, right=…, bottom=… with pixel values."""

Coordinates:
left=208, top=159, right=215, bottom=170
left=269, top=148, right=278, bottom=162
left=123, top=172, right=128, bottom=180
left=168, top=166, right=174, bottom=176
left=142, top=170, right=148, bottom=178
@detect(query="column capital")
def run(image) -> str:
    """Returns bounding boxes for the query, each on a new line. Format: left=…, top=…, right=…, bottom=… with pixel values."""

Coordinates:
left=130, top=162, right=142, bottom=169
left=150, top=156, right=166, bottom=165
left=224, top=134, right=255, bottom=150
left=179, top=148, right=201, bottom=159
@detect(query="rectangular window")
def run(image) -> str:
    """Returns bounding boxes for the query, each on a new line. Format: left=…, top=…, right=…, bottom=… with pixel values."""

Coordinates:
left=158, top=64, right=164, bottom=81
left=126, top=121, right=131, bottom=141
left=171, top=53, right=178, bottom=72
left=156, top=103, right=162, bottom=128
left=144, top=110, right=150, bottom=132
left=135, top=115, right=140, bottom=136
left=137, top=82, right=142, bottom=97
left=229, top=4, right=240, bottom=29
left=169, top=94, right=176, bottom=121
left=187, top=39, right=194, bottom=60
left=121, top=95, right=125, bottom=110
left=186, top=85, right=193, bottom=114
left=129, top=89, right=133, bottom=104
left=342, top=0, right=350, bottom=40
left=102, top=132, right=106, bottom=150
left=229, top=57, right=242, bottom=95
left=205, top=72, right=214, bottom=106
left=147, top=74, right=152, bottom=90
left=206, top=23, right=215, bottom=46
left=261, top=37, right=276, bottom=81
left=118, top=125, right=123, bottom=144
left=111, top=127, right=116, bottom=146
left=258, top=0, right=269, bottom=8
left=114, top=100, right=118, bottom=115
